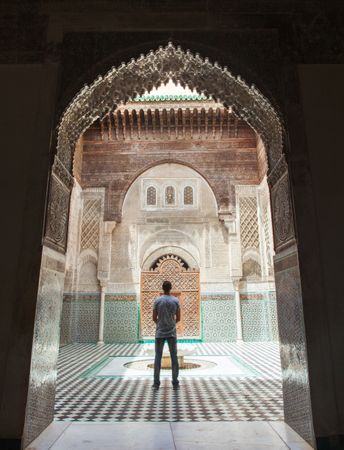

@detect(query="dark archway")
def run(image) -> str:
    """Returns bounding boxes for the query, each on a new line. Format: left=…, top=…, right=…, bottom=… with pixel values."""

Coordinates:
left=24, top=43, right=314, bottom=447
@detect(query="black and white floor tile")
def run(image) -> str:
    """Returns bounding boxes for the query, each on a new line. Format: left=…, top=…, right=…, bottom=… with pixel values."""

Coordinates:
left=54, top=342, right=283, bottom=422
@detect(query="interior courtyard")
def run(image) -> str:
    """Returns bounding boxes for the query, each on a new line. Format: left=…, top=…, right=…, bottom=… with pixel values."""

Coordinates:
left=25, top=47, right=312, bottom=449
left=46, top=81, right=285, bottom=430
left=2, top=2, right=344, bottom=449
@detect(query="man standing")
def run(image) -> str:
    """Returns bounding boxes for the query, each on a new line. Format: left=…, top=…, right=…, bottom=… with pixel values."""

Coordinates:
left=152, top=280, right=181, bottom=390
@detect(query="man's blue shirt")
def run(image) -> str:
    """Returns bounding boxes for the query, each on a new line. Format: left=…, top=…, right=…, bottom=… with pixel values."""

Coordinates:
left=153, top=295, right=180, bottom=338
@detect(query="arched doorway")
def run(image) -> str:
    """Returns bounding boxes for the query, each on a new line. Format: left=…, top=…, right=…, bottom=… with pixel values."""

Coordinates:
left=24, top=43, right=313, bottom=447
left=140, top=254, right=200, bottom=339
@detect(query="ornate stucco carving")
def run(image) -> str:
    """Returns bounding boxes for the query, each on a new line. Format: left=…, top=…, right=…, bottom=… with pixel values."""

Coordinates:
left=44, top=174, right=70, bottom=252
left=267, top=155, right=288, bottom=188
left=271, top=173, right=295, bottom=250
left=48, top=42, right=287, bottom=254
left=52, top=155, right=74, bottom=190
left=56, top=42, right=284, bottom=175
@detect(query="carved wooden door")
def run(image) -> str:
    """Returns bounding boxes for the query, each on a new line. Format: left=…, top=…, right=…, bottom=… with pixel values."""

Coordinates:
left=140, top=255, right=200, bottom=339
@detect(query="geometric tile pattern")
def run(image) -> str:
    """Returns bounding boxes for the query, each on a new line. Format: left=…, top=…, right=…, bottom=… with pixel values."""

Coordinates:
left=60, top=299, right=99, bottom=344
left=201, top=300, right=237, bottom=342
left=60, top=295, right=278, bottom=344
left=241, top=299, right=279, bottom=342
left=104, top=301, right=138, bottom=343
left=54, top=342, right=283, bottom=422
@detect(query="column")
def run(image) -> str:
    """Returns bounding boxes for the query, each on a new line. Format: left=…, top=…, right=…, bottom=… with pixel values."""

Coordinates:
left=97, top=221, right=116, bottom=345
left=98, top=282, right=107, bottom=344
left=233, top=278, right=243, bottom=342
left=220, top=214, right=244, bottom=342
left=219, top=215, right=242, bottom=278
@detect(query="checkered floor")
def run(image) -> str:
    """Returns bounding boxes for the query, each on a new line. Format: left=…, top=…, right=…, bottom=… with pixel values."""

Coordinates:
left=54, top=342, right=283, bottom=422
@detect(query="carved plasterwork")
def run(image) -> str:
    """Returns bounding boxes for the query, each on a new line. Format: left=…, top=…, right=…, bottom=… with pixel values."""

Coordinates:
left=271, top=173, right=295, bottom=250
left=44, top=174, right=70, bottom=252
left=49, top=43, right=285, bottom=254
left=52, top=155, right=74, bottom=190
left=56, top=43, right=283, bottom=175
left=80, top=198, right=101, bottom=250
left=267, top=155, right=288, bottom=188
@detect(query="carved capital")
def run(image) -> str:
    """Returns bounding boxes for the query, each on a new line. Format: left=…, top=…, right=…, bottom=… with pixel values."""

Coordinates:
left=219, top=214, right=237, bottom=234
left=233, top=278, right=240, bottom=291
left=104, top=221, right=117, bottom=235
left=99, top=280, right=108, bottom=290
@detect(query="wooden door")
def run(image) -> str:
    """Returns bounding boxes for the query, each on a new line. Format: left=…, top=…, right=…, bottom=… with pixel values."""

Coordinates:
left=140, top=255, right=200, bottom=339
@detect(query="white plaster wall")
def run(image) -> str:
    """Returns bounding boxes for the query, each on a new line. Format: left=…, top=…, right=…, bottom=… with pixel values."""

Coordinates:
left=109, top=163, right=231, bottom=293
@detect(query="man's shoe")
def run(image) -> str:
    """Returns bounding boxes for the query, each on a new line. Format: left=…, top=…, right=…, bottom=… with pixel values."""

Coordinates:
left=152, top=384, right=160, bottom=391
left=172, top=383, right=180, bottom=390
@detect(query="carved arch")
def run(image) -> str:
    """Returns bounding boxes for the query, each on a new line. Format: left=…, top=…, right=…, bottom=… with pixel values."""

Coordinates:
left=120, top=159, right=218, bottom=218
left=47, top=42, right=288, bottom=252
left=56, top=42, right=283, bottom=174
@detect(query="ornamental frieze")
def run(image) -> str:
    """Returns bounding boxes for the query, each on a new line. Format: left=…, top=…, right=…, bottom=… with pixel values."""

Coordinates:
left=56, top=43, right=284, bottom=176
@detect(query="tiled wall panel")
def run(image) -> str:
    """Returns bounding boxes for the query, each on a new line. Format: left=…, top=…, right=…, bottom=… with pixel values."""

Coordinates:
left=104, top=300, right=138, bottom=343
left=241, top=297, right=278, bottom=341
left=201, top=297, right=237, bottom=342
left=60, top=297, right=99, bottom=344
left=61, top=293, right=277, bottom=344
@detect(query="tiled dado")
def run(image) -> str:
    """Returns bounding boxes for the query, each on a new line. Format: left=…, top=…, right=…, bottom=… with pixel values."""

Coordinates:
left=201, top=294, right=278, bottom=342
left=201, top=298, right=237, bottom=342
left=60, top=294, right=138, bottom=344
left=274, top=245, right=314, bottom=447
left=60, top=292, right=278, bottom=344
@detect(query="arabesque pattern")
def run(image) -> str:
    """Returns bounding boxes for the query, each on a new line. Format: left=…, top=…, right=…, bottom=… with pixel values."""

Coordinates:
left=56, top=42, right=283, bottom=176
left=80, top=199, right=101, bottom=250
left=141, top=255, right=200, bottom=338
left=239, top=197, right=260, bottom=250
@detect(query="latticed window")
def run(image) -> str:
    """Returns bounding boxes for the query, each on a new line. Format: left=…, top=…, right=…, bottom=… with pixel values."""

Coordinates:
left=184, top=186, right=194, bottom=205
left=147, top=186, right=157, bottom=206
left=165, top=186, right=175, bottom=205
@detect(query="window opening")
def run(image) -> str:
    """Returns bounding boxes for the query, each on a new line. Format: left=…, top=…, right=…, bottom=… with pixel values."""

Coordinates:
left=147, top=186, right=157, bottom=206
left=184, top=186, right=194, bottom=205
left=165, top=186, right=175, bottom=205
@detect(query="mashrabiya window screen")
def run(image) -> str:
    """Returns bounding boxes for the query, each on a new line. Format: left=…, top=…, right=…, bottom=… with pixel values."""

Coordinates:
left=184, top=186, right=194, bottom=205
left=147, top=186, right=157, bottom=205
left=165, top=186, right=175, bottom=205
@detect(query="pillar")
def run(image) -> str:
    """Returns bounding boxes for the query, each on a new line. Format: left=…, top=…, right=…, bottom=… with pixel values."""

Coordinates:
left=97, top=221, right=116, bottom=345
left=97, top=282, right=107, bottom=344
left=220, top=214, right=243, bottom=342
left=233, top=278, right=243, bottom=342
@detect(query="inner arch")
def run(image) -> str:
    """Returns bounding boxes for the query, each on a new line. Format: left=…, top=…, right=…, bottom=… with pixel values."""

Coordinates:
left=56, top=42, right=283, bottom=177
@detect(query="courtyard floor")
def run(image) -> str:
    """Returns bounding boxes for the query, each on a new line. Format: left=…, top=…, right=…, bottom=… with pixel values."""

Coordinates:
left=54, top=342, right=283, bottom=422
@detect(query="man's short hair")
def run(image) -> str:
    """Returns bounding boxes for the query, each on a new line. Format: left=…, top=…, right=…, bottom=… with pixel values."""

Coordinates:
left=162, top=280, right=172, bottom=292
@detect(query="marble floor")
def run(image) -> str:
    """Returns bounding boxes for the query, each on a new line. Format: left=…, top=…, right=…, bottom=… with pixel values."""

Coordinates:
left=27, top=421, right=313, bottom=450
left=54, top=342, right=283, bottom=422
left=26, top=343, right=314, bottom=449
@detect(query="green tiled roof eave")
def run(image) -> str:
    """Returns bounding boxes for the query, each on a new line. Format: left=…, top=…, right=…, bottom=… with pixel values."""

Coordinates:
left=132, top=93, right=210, bottom=102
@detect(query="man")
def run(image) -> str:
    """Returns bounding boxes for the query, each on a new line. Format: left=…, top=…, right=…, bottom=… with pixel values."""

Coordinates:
left=152, top=280, right=181, bottom=390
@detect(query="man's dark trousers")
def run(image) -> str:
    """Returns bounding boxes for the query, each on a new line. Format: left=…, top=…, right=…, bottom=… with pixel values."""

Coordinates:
left=154, top=337, right=179, bottom=386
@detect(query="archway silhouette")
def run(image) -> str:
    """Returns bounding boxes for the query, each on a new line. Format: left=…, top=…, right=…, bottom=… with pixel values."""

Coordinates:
left=25, top=42, right=313, bottom=447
